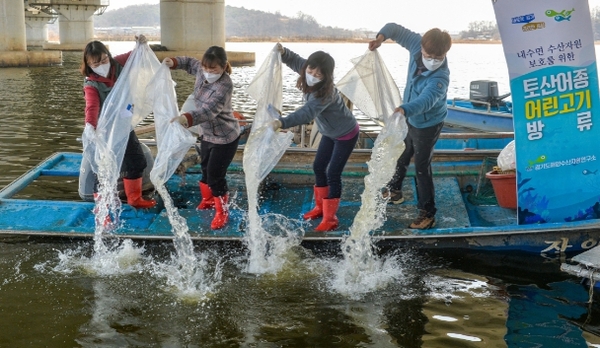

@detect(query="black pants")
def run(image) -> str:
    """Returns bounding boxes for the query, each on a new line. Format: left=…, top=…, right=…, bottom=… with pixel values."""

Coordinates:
left=313, top=132, right=359, bottom=199
left=200, top=137, right=240, bottom=197
left=121, top=130, right=147, bottom=180
left=388, top=122, right=443, bottom=215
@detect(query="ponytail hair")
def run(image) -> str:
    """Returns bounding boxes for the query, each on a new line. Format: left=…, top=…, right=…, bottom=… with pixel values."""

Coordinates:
left=202, top=46, right=232, bottom=74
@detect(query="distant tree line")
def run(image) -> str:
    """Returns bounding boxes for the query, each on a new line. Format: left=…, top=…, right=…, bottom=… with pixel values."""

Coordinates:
left=459, top=21, right=500, bottom=41
left=93, top=4, right=371, bottom=40
left=93, top=4, right=160, bottom=27
left=92, top=4, right=600, bottom=42
left=460, top=8, right=600, bottom=41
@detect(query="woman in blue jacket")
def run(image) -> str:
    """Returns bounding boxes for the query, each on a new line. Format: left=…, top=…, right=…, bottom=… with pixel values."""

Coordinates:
left=369, top=23, right=452, bottom=230
left=272, top=44, right=359, bottom=232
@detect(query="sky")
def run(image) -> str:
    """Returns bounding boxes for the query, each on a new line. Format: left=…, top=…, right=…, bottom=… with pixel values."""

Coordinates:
left=109, top=0, right=600, bottom=34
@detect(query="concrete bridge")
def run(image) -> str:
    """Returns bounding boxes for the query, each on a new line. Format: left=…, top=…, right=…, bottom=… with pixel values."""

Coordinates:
left=0, top=0, right=254, bottom=67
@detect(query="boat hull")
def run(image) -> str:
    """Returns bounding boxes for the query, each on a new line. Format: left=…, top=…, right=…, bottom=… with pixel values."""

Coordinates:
left=446, top=99, right=513, bottom=132
left=2, top=150, right=600, bottom=256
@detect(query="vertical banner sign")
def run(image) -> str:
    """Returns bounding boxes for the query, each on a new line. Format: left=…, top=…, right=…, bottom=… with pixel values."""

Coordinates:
left=493, top=0, right=600, bottom=225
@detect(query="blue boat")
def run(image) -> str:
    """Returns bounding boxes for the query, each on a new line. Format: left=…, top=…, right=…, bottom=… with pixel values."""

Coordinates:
left=1, top=131, right=599, bottom=255
left=445, top=80, right=513, bottom=133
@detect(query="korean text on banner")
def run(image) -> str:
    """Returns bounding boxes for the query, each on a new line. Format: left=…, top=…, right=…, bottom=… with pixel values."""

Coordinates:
left=493, top=0, right=600, bottom=224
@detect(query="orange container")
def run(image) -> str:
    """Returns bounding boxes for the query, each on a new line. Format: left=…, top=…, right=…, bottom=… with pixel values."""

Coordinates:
left=485, top=171, right=517, bottom=209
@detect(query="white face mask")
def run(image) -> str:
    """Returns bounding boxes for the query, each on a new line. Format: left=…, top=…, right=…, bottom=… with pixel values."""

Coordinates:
left=421, top=56, right=445, bottom=72
left=305, top=72, right=322, bottom=87
left=204, top=71, right=222, bottom=83
left=92, top=62, right=111, bottom=78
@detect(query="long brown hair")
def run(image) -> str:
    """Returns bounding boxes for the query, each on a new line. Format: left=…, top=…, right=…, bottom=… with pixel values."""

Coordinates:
left=296, top=51, right=335, bottom=99
left=80, top=40, right=115, bottom=77
left=202, top=46, right=232, bottom=75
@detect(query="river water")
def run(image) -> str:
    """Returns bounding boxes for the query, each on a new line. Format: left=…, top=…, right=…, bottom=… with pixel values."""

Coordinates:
left=1, top=42, right=599, bottom=347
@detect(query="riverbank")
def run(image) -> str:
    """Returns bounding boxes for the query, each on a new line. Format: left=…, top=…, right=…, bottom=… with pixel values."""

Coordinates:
left=88, top=34, right=501, bottom=45
left=227, top=38, right=503, bottom=44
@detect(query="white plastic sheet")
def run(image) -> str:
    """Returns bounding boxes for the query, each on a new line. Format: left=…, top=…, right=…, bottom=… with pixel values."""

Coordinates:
left=336, top=49, right=407, bottom=163
left=146, top=63, right=197, bottom=185
left=181, top=93, right=203, bottom=136
left=246, top=45, right=283, bottom=113
left=337, top=49, right=403, bottom=126
left=128, top=44, right=162, bottom=127
left=244, top=45, right=293, bottom=183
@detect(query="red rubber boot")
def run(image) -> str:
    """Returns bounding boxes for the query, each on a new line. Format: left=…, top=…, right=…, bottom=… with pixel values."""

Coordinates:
left=123, top=178, right=156, bottom=209
left=197, top=181, right=215, bottom=210
left=211, top=194, right=229, bottom=230
left=303, top=186, right=329, bottom=220
left=315, top=198, right=340, bottom=232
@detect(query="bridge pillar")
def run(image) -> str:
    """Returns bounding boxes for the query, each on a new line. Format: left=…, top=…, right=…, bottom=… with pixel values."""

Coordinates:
left=56, top=6, right=97, bottom=48
left=160, top=0, right=225, bottom=52
left=0, top=0, right=61, bottom=67
left=0, top=0, right=253, bottom=67
left=29, top=0, right=108, bottom=51
left=156, top=0, right=253, bottom=66
left=25, top=9, right=56, bottom=48
left=0, top=0, right=27, bottom=51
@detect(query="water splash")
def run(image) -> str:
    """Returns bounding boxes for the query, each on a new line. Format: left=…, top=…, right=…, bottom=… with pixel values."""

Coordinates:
left=45, top=239, right=147, bottom=277
left=149, top=249, right=223, bottom=303
left=243, top=142, right=303, bottom=274
left=52, top=177, right=214, bottom=300
left=243, top=163, right=269, bottom=273
left=91, top=139, right=124, bottom=256
left=242, top=116, right=296, bottom=275
left=245, top=211, right=304, bottom=274
left=151, top=184, right=216, bottom=301
left=334, top=116, right=407, bottom=297
left=39, top=236, right=222, bottom=303
left=84, top=135, right=149, bottom=278
left=141, top=61, right=204, bottom=298
left=157, top=185, right=195, bottom=270
left=332, top=49, right=409, bottom=297
left=329, top=252, right=406, bottom=300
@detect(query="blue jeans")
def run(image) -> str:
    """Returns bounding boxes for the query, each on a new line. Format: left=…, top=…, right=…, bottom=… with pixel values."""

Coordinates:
left=313, top=132, right=359, bottom=199
left=389, top=122, right=443, bottom=215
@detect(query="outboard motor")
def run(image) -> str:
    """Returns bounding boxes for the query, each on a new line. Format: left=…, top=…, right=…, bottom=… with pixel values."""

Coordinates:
left=469, top=80, right=511, bottom=108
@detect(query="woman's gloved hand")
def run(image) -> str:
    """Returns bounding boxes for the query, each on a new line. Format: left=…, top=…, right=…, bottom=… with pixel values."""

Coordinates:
left=135, top=34, right=147, bottom=44
left=276, top=43, right=285, bottom=55
left=163, top=57, right=174, bottom=68
left=171, top=115, right=189, bottom=128
left=270, top=119, right=282, bottom=131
